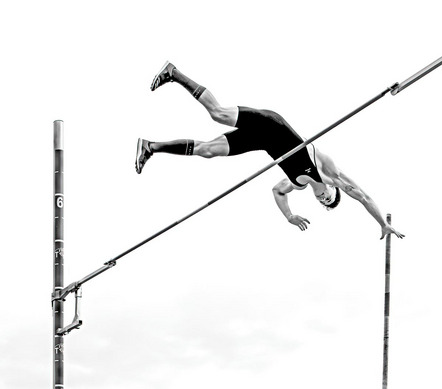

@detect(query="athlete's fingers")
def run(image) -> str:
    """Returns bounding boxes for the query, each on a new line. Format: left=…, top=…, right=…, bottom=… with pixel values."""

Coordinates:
left=304, top=219, right=311, bottom=224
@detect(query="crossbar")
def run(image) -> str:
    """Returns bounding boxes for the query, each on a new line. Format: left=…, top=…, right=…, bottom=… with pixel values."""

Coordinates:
left=391, top=56, right=442, bottom=95
left=56, top=54, right=442, bottom=299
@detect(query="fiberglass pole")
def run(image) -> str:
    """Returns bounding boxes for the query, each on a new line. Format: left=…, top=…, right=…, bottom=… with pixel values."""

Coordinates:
left=382, top=214, right=392, bottom=389
left=53, top=120, right=65, bottom=389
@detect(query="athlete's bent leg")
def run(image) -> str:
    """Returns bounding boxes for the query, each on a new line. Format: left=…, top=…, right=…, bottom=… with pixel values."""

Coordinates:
left=198, top=90, right=238, bottom=127
left=151, top=62, right=239, bottom=127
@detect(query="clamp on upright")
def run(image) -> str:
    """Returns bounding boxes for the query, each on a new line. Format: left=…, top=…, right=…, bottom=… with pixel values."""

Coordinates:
left=52, top=283, right=83, bottom=335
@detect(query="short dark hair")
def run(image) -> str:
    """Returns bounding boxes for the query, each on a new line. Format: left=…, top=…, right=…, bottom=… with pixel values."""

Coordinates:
left=325, top=187, right=341, bottom=210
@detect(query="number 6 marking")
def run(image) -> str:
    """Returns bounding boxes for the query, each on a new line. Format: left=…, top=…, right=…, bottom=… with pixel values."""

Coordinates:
left=57, top=197, right=64, bottom=208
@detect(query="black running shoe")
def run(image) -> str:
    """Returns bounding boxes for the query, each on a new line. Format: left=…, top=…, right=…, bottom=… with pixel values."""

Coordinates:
left=150, top=61, right=176, bottom=91
left=135, top=138, right=153, bottom=174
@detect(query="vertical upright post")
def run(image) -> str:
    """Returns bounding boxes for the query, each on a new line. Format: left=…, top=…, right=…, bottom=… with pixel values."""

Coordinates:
left=382, top=214, right=392, bottom=389
left=53, top=120, right=65, bottom=389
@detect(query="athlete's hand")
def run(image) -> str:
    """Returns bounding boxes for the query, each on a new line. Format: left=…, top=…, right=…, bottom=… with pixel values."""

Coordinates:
left=288, top=215, right=310, bottom=231
left=381, top=225, right=405, bottom=240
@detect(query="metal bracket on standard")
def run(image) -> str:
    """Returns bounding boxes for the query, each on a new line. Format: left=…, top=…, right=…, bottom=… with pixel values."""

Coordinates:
left=57, top=286, right=83, bottom=336
left=52, top=281, right=80, bottom=303
left=51, top=261, right=118, bottom=335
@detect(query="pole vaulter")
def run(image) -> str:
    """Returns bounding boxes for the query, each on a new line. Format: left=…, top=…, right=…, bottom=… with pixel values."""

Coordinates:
left=52, top=54, right=441, bottom=389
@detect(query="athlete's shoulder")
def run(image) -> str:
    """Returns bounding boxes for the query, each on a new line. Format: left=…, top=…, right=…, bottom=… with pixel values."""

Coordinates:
left=314, top=147, right=340, bottom=177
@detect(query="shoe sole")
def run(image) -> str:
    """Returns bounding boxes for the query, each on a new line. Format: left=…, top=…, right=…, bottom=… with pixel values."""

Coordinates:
left=151, top=60, right=171, bottom=91
left=135, top=138, right=144, bottom=173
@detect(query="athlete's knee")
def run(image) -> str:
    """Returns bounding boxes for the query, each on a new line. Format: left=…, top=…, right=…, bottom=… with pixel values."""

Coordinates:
left=208, top=106, right=225, bottom=123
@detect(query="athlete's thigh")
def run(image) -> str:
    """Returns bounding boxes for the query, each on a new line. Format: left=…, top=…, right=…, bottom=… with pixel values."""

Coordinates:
left=194, top=135, right=229, bottom=157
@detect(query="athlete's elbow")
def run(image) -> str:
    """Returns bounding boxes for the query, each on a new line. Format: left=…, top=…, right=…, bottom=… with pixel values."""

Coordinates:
left=272, top=185, right=284, bottom=196
left=360, top=194, right=373, bottom=206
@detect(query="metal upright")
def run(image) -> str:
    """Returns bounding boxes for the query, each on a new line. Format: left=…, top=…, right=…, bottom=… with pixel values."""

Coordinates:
left=382, top=214, right=392, bottom=389
left=53, top=120, right=65, bottom=389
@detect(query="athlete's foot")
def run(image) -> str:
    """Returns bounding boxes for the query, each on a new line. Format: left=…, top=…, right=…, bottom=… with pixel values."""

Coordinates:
left=135, top=138, right=153, bottom=174
left=150, top=61, right=176, bottom=91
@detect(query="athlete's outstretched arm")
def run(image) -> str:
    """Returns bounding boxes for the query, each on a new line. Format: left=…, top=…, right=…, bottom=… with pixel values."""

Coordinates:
left=272, top=179, right=310, bottom=231
left=332, top=172, right=405, bottom=239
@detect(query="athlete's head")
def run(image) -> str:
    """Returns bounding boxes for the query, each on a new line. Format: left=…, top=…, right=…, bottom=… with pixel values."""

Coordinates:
left=317, top=186, right=341, bottom=210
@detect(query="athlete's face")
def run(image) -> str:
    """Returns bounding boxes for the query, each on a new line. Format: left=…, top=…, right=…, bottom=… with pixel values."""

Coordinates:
left=316, top=185, right=336, bottom=206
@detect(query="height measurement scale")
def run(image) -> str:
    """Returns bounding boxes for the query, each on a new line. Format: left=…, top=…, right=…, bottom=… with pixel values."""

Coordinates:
left=53, top=120, right=64, bottom=389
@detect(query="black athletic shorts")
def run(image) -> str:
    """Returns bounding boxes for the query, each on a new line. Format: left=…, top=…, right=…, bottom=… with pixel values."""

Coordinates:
left=224, top=106, right=323, bottom=187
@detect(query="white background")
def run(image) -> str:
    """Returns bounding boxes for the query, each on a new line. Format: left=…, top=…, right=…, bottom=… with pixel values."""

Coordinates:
left=1, top=1, right=441, bottom=388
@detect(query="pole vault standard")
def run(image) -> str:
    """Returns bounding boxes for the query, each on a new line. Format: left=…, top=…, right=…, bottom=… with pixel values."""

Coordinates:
left=382, top=214, right=392, bottom=389
left=53, top=120, right=64, bottom=389
left=52, top=55, right=442, bottom=306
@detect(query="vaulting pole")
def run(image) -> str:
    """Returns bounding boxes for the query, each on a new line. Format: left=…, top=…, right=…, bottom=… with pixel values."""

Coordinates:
left=53, top=120, right=65, bottom=389
left=382, top=214, right=392, bottom=389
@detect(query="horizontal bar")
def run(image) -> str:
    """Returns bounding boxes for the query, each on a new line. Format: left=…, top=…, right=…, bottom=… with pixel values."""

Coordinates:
left=55, top=55, right=442, bottom=302
left=392, top=56, right=442, bottom=95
